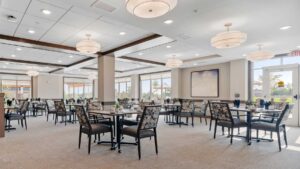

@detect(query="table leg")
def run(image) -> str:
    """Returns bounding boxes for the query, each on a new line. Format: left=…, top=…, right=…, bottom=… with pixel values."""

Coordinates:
left=116, top=115, right=122, bottom=153
left=247, top=111, right=252, bottom=145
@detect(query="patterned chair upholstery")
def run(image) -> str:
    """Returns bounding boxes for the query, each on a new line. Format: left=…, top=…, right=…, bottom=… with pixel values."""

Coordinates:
left=193, top=101, right=208, bottom=125
left=46, top=100, right=57, bottom=121
left=121, top=105, right=161, bottom=159
left=54, top=100, right=73, bottom=126
left=74, top=105, right=113, bottom=154
left=211, top=102, right=248, bottom=144
left=176, top=99, right=194, bottom=127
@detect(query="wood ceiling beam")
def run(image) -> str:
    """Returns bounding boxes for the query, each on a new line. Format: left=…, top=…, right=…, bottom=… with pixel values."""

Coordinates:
left=0, top=58, right=67, bottom=67
left=0, top=34, right=76, bottom=51
left=100, top=34, right=161, bottom=55
left=119, top=56, right=165, bottom=66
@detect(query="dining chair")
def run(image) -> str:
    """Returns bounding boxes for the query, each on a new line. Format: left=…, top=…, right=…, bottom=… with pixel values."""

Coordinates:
left=176, top=99, right=194, bottom=127
left=46, top=100, right=57, bottom=121
left=54, top=100, right=73, bottom=125
left=121, top=105, right=161, bottom=160
left=193, top=101, right=208, bottom=125
left=211, top=102, right=248, bottom=144
left=208, top=100, right=218, bottom=131
left=6, top=101, right=30, bottom=130
left=74, top=105, right=114, bottom=154
left=250, top=104, right=291, bottom=151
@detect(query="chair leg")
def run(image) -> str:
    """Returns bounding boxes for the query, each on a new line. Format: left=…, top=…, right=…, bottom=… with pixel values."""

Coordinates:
left=270, top=132, right=273, bottom=139
left=110, top=127, right=114, bottom=149
left=47, top=113, right=49, bottom=121
left=78, top=130, right=82, bottom=149
left=88, top=134, right=91, bottom=154
left=209, top=119, right=212, bottom=131
left=55, top=115, right=57, bottom=125
left=24, top=118, right=27, bottom=130
left=230, top=127, right=234, bottom=144
left=204, top=117, right=207, bottom=125
left=137, top=138, right=141, bottom=160
left=283, top=125, right=288, bottom=147
left=65, top=116, right=67, bottom=126
left=154, top=129, right=158, bottom=155
left=213, top=120, right=217, bottom=139
left=277, top=131, right=281, bottom=151
left=222, top=127, right=224, bottom=135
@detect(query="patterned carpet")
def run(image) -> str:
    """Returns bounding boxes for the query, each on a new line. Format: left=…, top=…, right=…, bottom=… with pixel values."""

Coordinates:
left=0, top=115, right=300, bottom=169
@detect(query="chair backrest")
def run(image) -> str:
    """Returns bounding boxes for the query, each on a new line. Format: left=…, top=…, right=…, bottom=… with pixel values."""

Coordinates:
left=20, top=101, right=29, bottom=115
left=46, top=100, right=56, bottom=112
left=211, top=102, right=233, bottom=123
left=195, top=101, right=208, bottom=114
left=74, top=105, right=91, bottom=129
left=276, top=104, right=290, bottom=126
left=87, top=100, right=103, bottom=112
left=54, top=100, right=66, bottom=114
left=138, top=105, right=161, bottom=130
left=181, top=100, right=193, bottom=111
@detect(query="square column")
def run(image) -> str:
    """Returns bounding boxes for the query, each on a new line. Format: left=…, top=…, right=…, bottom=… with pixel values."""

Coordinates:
left=171, top=68, right=182, bottom=99
left=98, top=55, right=115, bottom=106
left=130, top=74, right=139, bottom=100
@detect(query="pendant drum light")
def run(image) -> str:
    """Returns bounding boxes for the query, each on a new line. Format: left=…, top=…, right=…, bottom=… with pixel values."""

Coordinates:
left=26, top=70, right=39, bottom=77
left=126, top=0, right=177, bottom=18
left=165, top=55, right=183, bottom=68
left=76, top=34, right=101, bottom=54
left=247, top=44, right=274, bottom=62
left=211, top=23, right=247, bottom=49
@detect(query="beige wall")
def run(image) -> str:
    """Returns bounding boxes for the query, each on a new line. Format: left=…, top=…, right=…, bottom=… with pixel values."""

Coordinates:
left=180, top=62, right=231, bottom=100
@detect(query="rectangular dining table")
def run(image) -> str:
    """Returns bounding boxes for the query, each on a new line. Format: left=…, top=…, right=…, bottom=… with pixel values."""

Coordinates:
left=88, top=109, right=141, bottom=153
left=230, top=107, right=282, bottom=145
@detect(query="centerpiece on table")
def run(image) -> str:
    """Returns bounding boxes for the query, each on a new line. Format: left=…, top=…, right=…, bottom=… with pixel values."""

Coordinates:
left=233, top=93, right=241, bottom=108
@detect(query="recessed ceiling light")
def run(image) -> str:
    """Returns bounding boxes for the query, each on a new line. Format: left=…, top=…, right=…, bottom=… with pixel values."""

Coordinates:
left=5, top=62, right=9, bottom=65
left=195, top=53, right=200, bottom=57
left=16, top=47, right=22, bottom=51
left=193, top=63, right=198, bottom=66
left=11, top=54, right=16, bottom=58
left=3, top=66, right=7, bottom=69
left=119, top=32, right=126, bottom=35
left=41, top=9, right=51, bottom=15
left=28, top=29, right=35, bottom=34
left=243, top=54, right=247, bottom=57
left=297, top=45, right=300, bottom=48
left=69, top=55, right=73, bottom=58
left=138, top=52, right=143, bottom=56
left=164, top=20, right=173, bottom=24
left=166, top=45, right=172, bottom=48
left=280, top=26, right=292, bottom=30
left=58, top=60, right=62, bottom=63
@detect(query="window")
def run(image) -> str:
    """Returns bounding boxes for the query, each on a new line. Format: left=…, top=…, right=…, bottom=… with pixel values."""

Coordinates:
left=64, top=78, right=94, bottom=99
left=140, top=72, right=171, bottom=101
left=115, top=77, right=131, bottom=99
left=0, top=75, right=32, bottom=99
left=251, top=54, right=299, bottom=101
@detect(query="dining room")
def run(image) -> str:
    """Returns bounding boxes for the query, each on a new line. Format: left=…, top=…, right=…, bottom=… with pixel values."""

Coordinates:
left=0, top=0, right=300, bottom=169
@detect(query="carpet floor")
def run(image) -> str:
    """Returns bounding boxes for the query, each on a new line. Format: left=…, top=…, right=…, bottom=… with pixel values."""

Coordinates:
left=1, top=115, right=300, bottom=169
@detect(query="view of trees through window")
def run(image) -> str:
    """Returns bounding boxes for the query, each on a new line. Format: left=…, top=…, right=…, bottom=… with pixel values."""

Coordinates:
left=1, top=78, right=31, bottom=99
left=140, top=72, right=171, bottom=101
left=64, top=78, right=93, bottom=99
left=115, top=77, right=131, bottom=99
left=252, top=55, right=297, bottom=103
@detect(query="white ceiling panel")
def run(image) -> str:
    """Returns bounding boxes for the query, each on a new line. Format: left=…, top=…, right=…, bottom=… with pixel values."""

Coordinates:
left=26, top=0, right=67, bottom=21
left=0, top=0, right=31, bottom=13
left=40, top=23, right=80, bottom=44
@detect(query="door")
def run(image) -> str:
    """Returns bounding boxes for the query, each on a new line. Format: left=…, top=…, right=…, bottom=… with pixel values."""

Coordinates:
left=263, top=64, right=299, bottom=126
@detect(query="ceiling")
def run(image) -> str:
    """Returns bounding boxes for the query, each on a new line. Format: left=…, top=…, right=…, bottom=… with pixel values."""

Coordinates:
left=0, top=0, right=299, bottom=76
